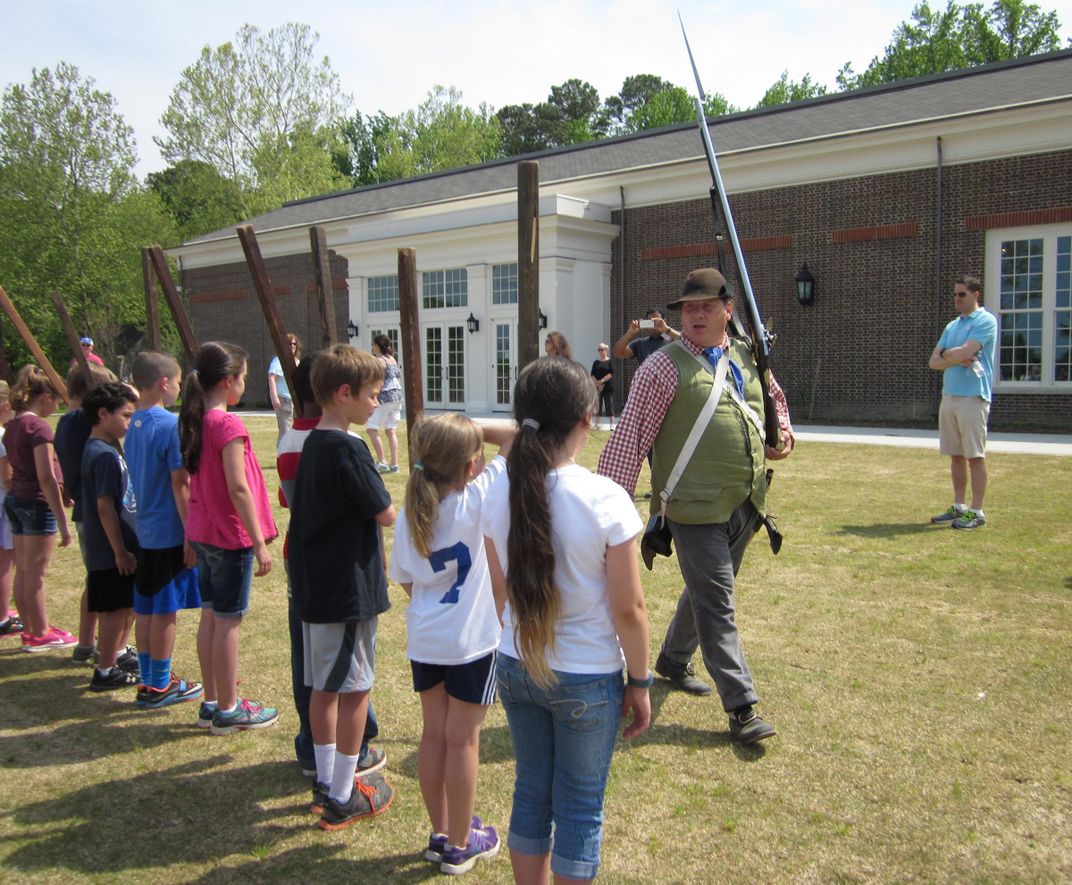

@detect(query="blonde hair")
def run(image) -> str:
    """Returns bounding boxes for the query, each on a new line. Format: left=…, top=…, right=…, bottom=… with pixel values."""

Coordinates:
left=404, top=414, right=483, bottom=558
left=0, top=380, right=9, bottom=406
left=12, top=365, right=60, bottom=411
left=310, top=344, right=384, bottom=408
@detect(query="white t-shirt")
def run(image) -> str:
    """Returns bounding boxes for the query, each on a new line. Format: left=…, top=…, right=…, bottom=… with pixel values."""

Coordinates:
left=482, top=463, right=643, bottom=674
left=390, top=455, right=506, bottom=665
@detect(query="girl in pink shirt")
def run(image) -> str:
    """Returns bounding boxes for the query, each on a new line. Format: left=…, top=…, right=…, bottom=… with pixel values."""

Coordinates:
left=179, top=342, right=278, bottom=734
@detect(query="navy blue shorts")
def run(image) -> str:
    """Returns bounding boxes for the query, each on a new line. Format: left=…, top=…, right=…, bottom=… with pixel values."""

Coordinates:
left=191, top=542, right=252, bottom=619
left=411, top=651, right=497, bottom=705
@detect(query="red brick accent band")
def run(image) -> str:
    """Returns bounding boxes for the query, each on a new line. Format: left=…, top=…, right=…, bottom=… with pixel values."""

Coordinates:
left=641, top=234, right=792, bottom=261
left=965, top=207, right=1072, bottom=231
left=190, top=290, right=248, bottom=304
left=832, top=222, right=918, bottom=244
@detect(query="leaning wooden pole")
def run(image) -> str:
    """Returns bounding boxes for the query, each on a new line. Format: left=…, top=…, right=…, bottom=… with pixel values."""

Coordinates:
left=517, top=160, right=540, bottom=369
left=147, top=246, right=198, bottom=362
left=0, top=286, right=70, bottom=402
left=142, top=248, right=161, bottom=352
left=310, top=226, right=339, bottom=347
left=50, top=291, right=92, bottom=385
left=236, top=224, right=303, bottom=419
left=397, top=247, right=423, bottom=466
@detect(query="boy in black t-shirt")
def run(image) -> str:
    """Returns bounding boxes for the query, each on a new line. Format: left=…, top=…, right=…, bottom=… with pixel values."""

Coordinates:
left=80, top=382, right=140, bottom=691
left=289, top=345, right=396, bottom=830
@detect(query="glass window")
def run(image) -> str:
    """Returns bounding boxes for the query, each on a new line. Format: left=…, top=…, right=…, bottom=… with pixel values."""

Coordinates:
left=368, top=275, right=399, bottom=313
left=422, top=268, right=468, bottom=309
left=492, top=263, right=518, bottom=305
left=989, top=226, right=1072, bottom=387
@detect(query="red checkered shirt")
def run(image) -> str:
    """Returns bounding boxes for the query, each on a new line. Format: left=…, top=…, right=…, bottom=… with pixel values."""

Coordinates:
left=596, top=335, right=794, bottom=495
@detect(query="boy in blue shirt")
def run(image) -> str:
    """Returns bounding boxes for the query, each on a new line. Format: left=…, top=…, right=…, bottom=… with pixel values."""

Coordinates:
left=125, top=352, right=204, bottom=707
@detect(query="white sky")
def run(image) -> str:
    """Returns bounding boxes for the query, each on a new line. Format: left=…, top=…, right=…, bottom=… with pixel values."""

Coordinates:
left=4, top=0, right=1070, bottom=179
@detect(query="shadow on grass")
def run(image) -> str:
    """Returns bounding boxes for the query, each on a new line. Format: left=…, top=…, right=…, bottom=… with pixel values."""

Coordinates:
left=4, top=758, right=319, bottom=876
left=836, top=522, right=935, bottom=538
left=1064, top=576, right=1072, bottom=590
left=188, top=845, right=443, bottom=883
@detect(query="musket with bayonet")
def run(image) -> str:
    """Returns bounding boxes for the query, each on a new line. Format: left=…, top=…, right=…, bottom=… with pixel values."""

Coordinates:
left=679, top=14, right=781, bottom=449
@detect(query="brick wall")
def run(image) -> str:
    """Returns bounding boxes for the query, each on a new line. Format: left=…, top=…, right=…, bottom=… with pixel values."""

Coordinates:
left=611, top=149, right=1072, bottom=432
left=181, top=251, right=349, bottom=406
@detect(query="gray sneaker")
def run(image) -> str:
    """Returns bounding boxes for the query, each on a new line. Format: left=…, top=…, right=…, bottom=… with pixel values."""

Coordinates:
left=655, top=652, right=712, bottom=696
left=729, top=706, right=776, bottom=744
left=930, top=506, right=963, bottom=525
left=953, top=509, right=986, bottom=530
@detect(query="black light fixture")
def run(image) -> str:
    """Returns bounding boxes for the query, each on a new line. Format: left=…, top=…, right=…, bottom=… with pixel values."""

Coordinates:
left=466, top=312, right=479, bottom=334
left=795, top=263, right=816, bottom=307
left=347, top=320, right=359, bottom=338
left=538, top=309, right=548, bottom=330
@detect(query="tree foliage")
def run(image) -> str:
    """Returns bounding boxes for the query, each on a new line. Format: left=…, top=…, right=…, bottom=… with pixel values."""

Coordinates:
left=156, top=23, right=350, bottom=211
left=0, top=63, right=176, bottom=368
left=755, top=71, right=828, bottom=108
left=147, top=159, right=243, bottom=241
left=838, top=0, right=1064, bottom=89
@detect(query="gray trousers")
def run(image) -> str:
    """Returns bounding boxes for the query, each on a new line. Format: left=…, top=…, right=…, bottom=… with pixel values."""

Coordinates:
left=660, top=500, right=761, bottom=712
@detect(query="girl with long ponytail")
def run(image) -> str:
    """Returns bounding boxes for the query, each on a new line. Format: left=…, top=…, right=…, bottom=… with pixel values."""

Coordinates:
left=482, top=356, right=651, bottom=882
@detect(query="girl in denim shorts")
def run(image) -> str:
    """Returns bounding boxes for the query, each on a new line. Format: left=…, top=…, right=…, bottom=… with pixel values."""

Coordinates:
left=482, top=357, right=651, bottom=882
left=180, top=342, right=278, bottom=734
left=4, top=367, right=74, bottom=651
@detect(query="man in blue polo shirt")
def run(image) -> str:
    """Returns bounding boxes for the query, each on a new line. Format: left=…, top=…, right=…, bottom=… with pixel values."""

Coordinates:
left=927, top=274, right=997, bottom=530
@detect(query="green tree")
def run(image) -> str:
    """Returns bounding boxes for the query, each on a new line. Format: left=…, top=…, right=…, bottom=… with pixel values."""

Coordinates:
left=627, top=86, right=696, bottom=131
left=156, top=22, right=350, bottom=211
left=0, top=63, right=176, bottom=367
left=605, top=74, right=677, bottom=132
left=754, top=71, right=828, bottom=108
left=147, top=159, right=243, bottom=241
left=838, top=0, right=1063, bottom=89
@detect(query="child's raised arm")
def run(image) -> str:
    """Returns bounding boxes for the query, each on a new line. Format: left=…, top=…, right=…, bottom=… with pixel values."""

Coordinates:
left=476, top=421, right=517, bottom=459
left=221, top=439, right=271, bottom=576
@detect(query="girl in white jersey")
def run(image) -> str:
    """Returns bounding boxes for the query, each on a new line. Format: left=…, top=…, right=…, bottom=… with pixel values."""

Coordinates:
left=389, top=413, right=516, bottom=875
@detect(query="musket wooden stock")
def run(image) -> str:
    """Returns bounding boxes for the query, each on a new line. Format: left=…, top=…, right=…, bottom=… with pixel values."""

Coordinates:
left=147, top=246, right=198, bottom=362
left=0, top=285, right=70, bottom=402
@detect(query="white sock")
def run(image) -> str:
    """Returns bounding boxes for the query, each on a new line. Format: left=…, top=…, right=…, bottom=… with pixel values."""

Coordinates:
left=96, top=667, right=112, bottom=677
left=329, top=751, right=359, bottom=803
left=953, top=503, right=966, bottom=511
left=314, top=743, right=336, bottom=786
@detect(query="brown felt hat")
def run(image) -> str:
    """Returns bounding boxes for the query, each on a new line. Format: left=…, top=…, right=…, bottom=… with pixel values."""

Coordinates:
left=666, top=268, right=731, bottom=310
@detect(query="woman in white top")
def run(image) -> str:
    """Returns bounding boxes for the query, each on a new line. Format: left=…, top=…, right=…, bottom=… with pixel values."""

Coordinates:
left=268, top=334, right=301, bottom=441
left=482, top=357, right=650, bottom=883
left=368, top=335, right=403, bottom=473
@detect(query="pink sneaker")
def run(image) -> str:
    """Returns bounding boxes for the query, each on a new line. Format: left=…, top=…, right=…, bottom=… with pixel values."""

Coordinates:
left=22, top=626, right=77, bottom=653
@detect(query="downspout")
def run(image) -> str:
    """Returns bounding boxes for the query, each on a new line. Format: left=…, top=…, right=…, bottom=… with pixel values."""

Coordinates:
left=932, top=137, right=944, bottom=417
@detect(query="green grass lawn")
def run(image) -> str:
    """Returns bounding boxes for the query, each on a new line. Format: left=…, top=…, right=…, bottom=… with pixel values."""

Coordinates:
left=1, top=417, right=1069, bottom=883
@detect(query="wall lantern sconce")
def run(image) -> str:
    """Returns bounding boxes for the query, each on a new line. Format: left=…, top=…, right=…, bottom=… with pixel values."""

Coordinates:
left=538, top=310, right=549, bottom=330
left=466, top=312, right=480, bottom=334
left=346, top=320, right=359, bottom=339
left=795, top=263, right=816, bottom=307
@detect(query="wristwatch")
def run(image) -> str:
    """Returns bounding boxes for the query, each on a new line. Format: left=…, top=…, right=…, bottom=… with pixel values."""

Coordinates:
left=626, top=670, right=654, bottom=689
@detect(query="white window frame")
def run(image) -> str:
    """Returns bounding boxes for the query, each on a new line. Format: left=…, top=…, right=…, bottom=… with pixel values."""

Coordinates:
left=422, top=268, right=468, bottom=310
left=491, top=262, right=518, bottom=305
left=986, top=223, right=1072, bottom=392
left=368, top=274, right=400, bottom=313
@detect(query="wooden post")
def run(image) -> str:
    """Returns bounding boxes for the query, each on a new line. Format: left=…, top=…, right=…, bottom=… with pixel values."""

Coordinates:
left=147, top=246, right=198, bottom=362
left=50, top=291, right=92, bottom=385
left=397, top=248, right=423, bottom=465
left=0, top=286, right=70, bottom=402
left=236, top=224, right=303, bottom=419
left=517, top=161, right=540, bottom=369
left=310, top=226, right=339, bottom=347
left=142, top=247, right=161, bottom=352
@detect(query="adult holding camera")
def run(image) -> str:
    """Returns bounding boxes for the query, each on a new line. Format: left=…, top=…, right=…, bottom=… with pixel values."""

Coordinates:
left=611, top=308, right=681, bottom=365
left=598, top=268, right=794, bottom=744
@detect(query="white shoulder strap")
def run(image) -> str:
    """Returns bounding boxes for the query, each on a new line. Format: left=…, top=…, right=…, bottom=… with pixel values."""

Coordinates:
left=658, top=347, right=728, bottom=517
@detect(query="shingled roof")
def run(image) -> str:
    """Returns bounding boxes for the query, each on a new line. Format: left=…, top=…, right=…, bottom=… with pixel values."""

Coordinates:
left=185, top=50, right=1072, bottom=245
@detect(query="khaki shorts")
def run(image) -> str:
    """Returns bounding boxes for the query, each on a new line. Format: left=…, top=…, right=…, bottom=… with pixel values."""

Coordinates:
left=938, top=396, right=990, bottom=459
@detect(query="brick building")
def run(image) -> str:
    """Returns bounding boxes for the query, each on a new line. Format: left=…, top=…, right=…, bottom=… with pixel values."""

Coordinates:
left=171, top=51, right=1072, bottom=431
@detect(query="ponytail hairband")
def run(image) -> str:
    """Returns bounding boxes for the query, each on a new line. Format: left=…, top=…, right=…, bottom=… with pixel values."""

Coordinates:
left=413, top=462, right=425, bottom=471
left=522, top=418, right=540, bottom=431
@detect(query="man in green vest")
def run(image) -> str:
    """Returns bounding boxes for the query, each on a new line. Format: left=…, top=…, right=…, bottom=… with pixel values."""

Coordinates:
left=598, top=268, right=794, bottom=744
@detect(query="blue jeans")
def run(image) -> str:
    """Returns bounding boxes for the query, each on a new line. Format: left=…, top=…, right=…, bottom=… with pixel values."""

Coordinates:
left=496, top=653, right=624, bottom=881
